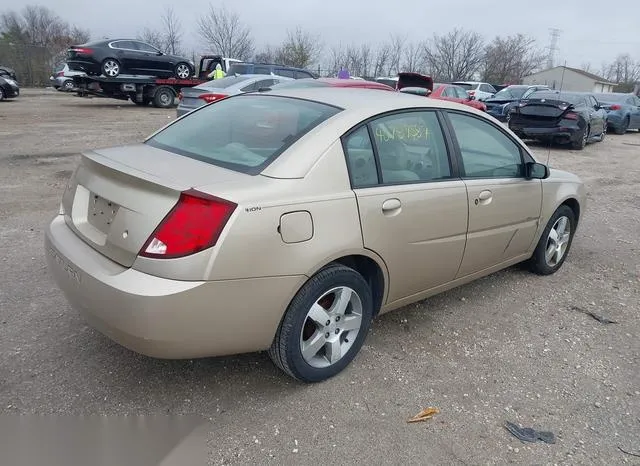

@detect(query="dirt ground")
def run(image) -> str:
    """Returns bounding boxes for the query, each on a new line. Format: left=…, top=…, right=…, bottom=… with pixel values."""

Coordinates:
left=1, top=88, right=639, bottom=465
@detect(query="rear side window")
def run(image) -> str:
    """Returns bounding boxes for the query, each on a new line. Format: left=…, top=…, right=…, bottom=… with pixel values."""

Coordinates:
left=275, top=69, right=295, bottom=78
left=227, top=63, right=252, bottom=75
left=147, top=95, right=342, bottom=175
left=295, top=70, right=314, bottom=79
left=253, top=66, right=272, bottom=74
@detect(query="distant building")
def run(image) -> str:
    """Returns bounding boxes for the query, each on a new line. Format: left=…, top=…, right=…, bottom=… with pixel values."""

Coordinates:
left=522, top=66, right=616, bottom=93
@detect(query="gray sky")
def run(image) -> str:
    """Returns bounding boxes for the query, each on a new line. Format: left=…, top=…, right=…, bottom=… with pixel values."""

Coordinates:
left=30, top=0, right=640, bottom=70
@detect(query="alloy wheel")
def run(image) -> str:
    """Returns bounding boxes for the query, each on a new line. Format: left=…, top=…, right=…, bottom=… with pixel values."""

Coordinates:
left=103, top=60, right=119, bottom=77
left=176, top=64, right=190, bottom=79
left=299, top=286, right=363, bottom=368
left=545, top=216, right=571, bottom=267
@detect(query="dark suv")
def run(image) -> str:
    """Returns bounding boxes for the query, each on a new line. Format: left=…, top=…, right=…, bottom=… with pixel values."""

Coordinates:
left=67, top=39, right=195, bottom=79
left=227, top=63, right=316, bottom=79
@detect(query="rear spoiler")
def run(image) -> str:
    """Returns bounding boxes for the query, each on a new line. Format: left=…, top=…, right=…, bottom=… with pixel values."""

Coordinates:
left=396, top=72, right=434, bottom=93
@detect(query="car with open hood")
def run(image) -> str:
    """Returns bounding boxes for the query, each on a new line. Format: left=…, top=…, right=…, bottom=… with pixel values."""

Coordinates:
left=509, top=90, right=607, bottom=150
left=45, top=87, right=585, bottom=383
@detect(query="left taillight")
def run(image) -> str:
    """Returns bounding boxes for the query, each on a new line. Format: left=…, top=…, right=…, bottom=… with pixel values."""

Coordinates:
left=198, top=93, right=227, bottom=103
left=72, top=47, right=93, bottom=55
left=139, top=189, right=237, bottom=259
left=609, top=104, right=621, bottom=111
left=564, top=112, right=579, bottom=120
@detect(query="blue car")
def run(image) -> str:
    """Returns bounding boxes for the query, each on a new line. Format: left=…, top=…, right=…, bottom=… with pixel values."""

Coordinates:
left=484, top=85, right=550, bottom=122
left=593, top=92, right=640, bottom=134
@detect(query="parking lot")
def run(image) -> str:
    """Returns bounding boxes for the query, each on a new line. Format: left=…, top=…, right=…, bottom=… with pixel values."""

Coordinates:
left=1, top=88, right=639, bottom=464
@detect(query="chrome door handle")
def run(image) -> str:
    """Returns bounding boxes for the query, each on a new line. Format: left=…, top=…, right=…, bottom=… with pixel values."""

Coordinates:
left=475, top=190, right=493, bottom=205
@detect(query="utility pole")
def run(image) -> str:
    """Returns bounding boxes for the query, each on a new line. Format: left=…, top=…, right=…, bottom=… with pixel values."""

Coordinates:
left=546, top=28, right=561, bottom=69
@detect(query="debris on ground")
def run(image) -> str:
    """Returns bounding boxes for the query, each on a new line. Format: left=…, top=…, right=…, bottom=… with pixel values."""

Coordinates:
left=407, top=407, right=439, bottom=423
left=570, top=306, right=618, bottom=324
left=504, top=421, right=556, bottom=444
left=618, top=446, right=640, bottom=458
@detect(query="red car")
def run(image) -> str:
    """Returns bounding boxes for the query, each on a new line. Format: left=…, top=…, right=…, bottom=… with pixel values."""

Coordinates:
left=430, top=83, right=487, bottom=111
left=396, top=72, right=487, bottom=111
left=269, top=77, right=396, bottom=91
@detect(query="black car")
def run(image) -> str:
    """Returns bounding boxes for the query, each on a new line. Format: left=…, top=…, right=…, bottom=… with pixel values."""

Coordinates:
left=66, top=39, right=195, bottom=79
left=0, top=66, right=19, bottom=100
left=485, top=85, right=550, bottom=122
left=226, top=62, right=316, bottom=79
left=509, top=91, right=607, bottom=150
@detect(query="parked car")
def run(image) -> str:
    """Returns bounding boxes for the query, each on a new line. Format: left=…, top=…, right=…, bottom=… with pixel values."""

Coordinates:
left=197, top=55, right=242, bottom=80
left=66, top=39, right=195, bottom=79
left=50, top=63, right=85, bottom=91
left=0, top=68, right=19, bottom=100
left=428, top=83, right=487, bottom=111
left=176, top=74, right=294, bottom=117
left=593, top=92, right=640, bottom=134
left=485, top=85, right=550, bottom=122
left=45, top=87, right=585, bottom=383
left=451, top=81, right=497, bottom=101
left=509, top=91, right=607, bottom=150
left=227, top=62, right=316, bottom=79
left=266, top=77, right=395, bottom=91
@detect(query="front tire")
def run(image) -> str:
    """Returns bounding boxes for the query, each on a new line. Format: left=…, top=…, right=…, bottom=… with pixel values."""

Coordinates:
left=268, top=264, right=373, bottom=383
left=528, top=205, right=576, bottom=275
left=62, top=80, right=75, bottom=91
left=175, top=62, right=192, bottom=79
left=101, top=59, right=121, bottom=78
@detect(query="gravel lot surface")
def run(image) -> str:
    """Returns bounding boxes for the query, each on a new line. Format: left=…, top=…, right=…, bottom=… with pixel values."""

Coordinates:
left=1, top=89, right=639, bottom=465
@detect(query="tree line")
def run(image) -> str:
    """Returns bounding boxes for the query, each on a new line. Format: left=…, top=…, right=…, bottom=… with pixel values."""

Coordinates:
left=2, top=3, right=639, bottom=91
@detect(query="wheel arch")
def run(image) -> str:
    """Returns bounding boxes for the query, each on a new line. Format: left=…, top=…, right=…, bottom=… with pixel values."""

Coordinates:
left=306, top=249, right=389, bottom=316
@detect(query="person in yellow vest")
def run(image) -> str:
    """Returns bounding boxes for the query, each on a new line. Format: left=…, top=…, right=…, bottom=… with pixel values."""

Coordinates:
left=207, top=63, right=226, bottom=80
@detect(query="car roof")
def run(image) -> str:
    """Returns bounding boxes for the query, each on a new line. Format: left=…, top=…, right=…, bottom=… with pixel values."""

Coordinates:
left=316, top=78, right=393, bottom=88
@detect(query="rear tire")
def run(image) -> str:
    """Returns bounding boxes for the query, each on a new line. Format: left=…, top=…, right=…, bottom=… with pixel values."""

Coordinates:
left=268, top=264, right=373, bottom=383
left=62, top=80, right=75, bottom=91
left=528, top=205, right=576, bottom=275
left=613, top=117, right=629, bottom=135
left=571, top=127, right=588, bottom=150
left=101, top=59, right=120, bottom=78
left=0, top=87, right=4, bottom=101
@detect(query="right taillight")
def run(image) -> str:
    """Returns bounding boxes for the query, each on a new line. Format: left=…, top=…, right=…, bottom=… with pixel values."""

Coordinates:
left=72, top=47, right=93, bottom=55
left=609, top=104, right=621, bottom=110
left=564, top=112, right=579, bottom=120
left=140, top=189, right=236, bottom=259
left=198, top=93, right=227, bottom=103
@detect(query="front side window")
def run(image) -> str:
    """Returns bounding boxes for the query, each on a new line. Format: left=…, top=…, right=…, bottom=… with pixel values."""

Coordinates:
left=448, top=112, right=523, bottom=178
left=369, top=111, right=452, bottom=184
left=147, top=95, right=341, bottom=174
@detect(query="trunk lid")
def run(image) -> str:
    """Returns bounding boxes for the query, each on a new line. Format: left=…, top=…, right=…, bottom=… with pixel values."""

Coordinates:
left=517, top=98, right=575, bottom=118
left=179, top=86, right=210, bottom=109
left=61, top=143, right=248, bottom=267
left=397, top=72, right=434, bottom=93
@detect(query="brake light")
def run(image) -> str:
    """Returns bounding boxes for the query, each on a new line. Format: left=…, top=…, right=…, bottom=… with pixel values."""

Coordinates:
left=468, top=90, right=475, bottom=96
left=564, top=112, right=579, bottom=120
left=609, top=104, right=621, bottom=110
left=56, top=71, right=64, bottom=77
left=140, top=189, right=236, bottom=259
left=198, top=93, right=227, bottom=103
left=72, top=47, right=93, bottom=55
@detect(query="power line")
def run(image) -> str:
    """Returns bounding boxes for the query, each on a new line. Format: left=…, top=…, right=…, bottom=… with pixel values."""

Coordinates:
left=546, top=28, right=562, bottom=69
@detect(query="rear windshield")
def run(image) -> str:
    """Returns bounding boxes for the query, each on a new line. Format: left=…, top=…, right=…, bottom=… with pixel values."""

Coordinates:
left=199, top=75, right=252, bottom=89
left=146, top=95, right=342, bottom=175
left=528, top=92, right=584, bottom=105
left=227, top=63, right=253, bottom=75
left=270, top=80, right=329, bottom=89
left=493, top=86, right=527, bottom=99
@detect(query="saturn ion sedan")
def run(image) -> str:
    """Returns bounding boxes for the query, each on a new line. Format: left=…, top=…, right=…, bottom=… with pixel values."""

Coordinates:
left=45, top=88, right=586, bottom=383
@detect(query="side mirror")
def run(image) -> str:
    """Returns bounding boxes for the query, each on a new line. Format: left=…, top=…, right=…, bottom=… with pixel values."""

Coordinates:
left=156, top=51, right=163, bottom=56
left=526, top=162, right=549, bottom=179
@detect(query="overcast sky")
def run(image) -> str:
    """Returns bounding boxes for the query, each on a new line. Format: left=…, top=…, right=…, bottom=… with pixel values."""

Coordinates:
left=19, top=0, right=640, bottom=70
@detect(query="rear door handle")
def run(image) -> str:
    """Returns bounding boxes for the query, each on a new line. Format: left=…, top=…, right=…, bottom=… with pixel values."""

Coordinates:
left=475, top=190, right=493, bottom=205
left=382, top=198, right=401, bottom=214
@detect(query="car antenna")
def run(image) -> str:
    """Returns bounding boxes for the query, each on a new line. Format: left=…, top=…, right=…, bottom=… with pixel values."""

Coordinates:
left=546, top=61, right=567, bottom=167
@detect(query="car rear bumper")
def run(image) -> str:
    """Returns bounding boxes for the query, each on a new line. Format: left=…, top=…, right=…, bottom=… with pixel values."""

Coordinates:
left=68, top=60, right=99, bottom=74
left=2, top=83, right=19, bottom=98
left=45, top=214, right=305, bottom=359
left=510, top=124, right=581, bottom=142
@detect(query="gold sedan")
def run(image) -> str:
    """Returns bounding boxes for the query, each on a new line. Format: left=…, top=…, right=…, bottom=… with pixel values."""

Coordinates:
left=45, top=87, right=586, bottom=382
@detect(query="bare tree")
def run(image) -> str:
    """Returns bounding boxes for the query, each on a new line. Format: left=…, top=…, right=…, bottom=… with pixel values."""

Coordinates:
left=161, top=7, right=182, bottom=55
left=274, top=27, right=322, bottom=68
left=482, top=34, right=546, bottom=84
left=359, top=44, right=373, bottom=77
left=387, top=34, right=405, bottom=76
left=603, top=54, right=640, bottom=84
left=424, top=29, right=485, bottom=81
left=138, top=28, right=164, bottom=51
left=581, top=62, right=592, bottom=74
left=402, top=41, right=425, bottom=73
left=197, top=4, right=254, bottom=60
left=254, top=45, right=276, bottom=64
left=372, top=43, right=391, bottom=77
